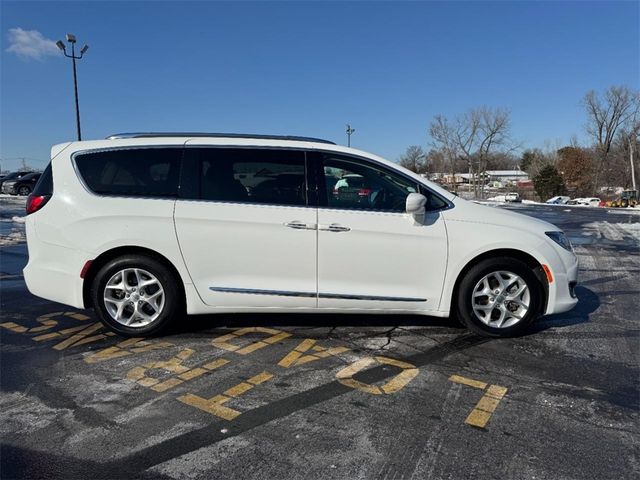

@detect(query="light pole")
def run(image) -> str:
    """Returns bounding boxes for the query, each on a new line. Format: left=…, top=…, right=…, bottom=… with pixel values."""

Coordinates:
left=346, top=124, right=355, bottom=147
left=56, top=34, right=89, bottom=141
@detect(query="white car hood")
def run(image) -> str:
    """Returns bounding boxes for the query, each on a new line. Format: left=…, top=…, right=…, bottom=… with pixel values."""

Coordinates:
left=444, top=197, right=560, bottom=234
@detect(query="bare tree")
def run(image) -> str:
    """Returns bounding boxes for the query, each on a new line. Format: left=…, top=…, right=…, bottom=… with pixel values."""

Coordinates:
left=428, top=115, right=461, bottom=189
left=429, top=107, right=515, bottom=197
left=615, top=123, right=640, bottom=191
left=583, top=86, right=640, bottom=190
left=398, top=145, right=427, bottom=173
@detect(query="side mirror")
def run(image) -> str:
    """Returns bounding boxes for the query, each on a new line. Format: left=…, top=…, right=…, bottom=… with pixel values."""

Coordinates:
left=406, top=193, right=427, bottom=215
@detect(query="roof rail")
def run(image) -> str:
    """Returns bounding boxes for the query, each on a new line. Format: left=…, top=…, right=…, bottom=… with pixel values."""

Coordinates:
left=106, top=132, right=336, bottom=145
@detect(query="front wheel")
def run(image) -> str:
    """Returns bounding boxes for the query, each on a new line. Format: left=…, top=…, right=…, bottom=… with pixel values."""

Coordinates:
left=456, top=257, right=544, bottom=337
left=18, top=186, right=31, bottom=196
left=90, top=255, right=182, bottom=336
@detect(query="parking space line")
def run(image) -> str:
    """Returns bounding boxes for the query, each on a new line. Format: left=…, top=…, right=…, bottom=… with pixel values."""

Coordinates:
left=85, top=338, right=175, bottom=363
left=212, top=327, right=292, bottom=355
left=127, top=348, right=195, bottom=389
left=448, top=375, right=508, bottom=428
left=52, top=323, right=107, bottom=350
left=0, top=322, right=28, bottom=333
left=177, top=370, right=274, bottom=421
left=278, top=339, right=350, bottom=368
left=336, top=356, right=419, bottom=395
left=449, top=374, right=488, bottom=390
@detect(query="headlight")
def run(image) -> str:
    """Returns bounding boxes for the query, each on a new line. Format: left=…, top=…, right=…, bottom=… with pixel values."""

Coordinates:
left=546, top=231, right=573, bottom=252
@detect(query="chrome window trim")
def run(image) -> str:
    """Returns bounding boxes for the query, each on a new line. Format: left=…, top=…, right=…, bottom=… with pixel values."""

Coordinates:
left=70, top=143, right=453, bottom=212
left=209, top=286, right=426, bottom=302
left=184, top=143, right=454, bottom=215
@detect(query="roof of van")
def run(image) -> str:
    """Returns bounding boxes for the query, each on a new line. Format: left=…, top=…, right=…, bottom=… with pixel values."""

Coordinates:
left=105, top=132, right=336, bottom=145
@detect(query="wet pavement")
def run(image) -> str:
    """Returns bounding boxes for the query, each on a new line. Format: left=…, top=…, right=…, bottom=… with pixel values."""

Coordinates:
left=1, top=202, right=638, bottom=479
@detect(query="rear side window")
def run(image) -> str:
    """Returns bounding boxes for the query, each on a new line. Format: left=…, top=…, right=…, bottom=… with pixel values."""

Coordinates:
left=74, top=148, right=182, bottom=197
left=33, top=163, right=53, bottom=196
left=187, top=148, right=307, bottom=206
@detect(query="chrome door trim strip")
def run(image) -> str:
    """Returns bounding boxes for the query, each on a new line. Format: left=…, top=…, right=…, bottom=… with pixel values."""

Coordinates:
left=209, top=286, right=426, bottom=302
left=209, top=287, right=316, bottom=298
left=319, top=293, right=426, bottom=302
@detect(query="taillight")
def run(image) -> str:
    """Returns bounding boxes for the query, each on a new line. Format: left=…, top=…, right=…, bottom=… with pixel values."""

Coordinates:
left=26, top=194, right=50, bottom=215
left=357, top=188, right=372, bottom=196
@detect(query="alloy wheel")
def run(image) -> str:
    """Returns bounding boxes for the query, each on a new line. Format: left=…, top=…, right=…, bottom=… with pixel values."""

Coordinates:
left=471, top=270, right=530, bottom=329
left=103, top=268, right=165, bottom=327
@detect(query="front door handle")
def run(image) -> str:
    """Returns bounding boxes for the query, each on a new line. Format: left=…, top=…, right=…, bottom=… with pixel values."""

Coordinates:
left=319, top=223, right=351, bottom=232
left=284, top=221, right=316, bottom=230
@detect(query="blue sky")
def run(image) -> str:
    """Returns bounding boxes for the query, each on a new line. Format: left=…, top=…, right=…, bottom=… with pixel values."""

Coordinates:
left=1, top=0, right=638, bottom=170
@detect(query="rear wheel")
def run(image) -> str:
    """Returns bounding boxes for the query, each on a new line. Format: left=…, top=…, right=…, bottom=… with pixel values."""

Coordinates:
left=456, top=257, right=544, bottom=337
left=91, top=255, right=182, bottom=336
left=18, top=185, right=31, bottom=196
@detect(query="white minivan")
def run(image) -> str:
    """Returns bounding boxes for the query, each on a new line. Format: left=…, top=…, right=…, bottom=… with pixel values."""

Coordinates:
left=24, top=133, right=578, bottom=338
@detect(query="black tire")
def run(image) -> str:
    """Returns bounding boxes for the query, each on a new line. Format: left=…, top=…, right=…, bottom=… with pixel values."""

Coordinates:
left=90, top=255, right=183, bottom=337
left=455, top=257, right=544, bottom=337
left=18, top=185, right=31, bottom=196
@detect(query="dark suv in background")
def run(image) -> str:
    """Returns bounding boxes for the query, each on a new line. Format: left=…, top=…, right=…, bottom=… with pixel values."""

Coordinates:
left=2, top=172, right=41, bottom=196
left=0, top=171, right=33, bottom=192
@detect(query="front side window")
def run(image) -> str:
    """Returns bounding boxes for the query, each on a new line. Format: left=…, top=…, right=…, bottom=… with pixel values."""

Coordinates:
left=192, top=148, right=307, bottom=206
left=321, top=156, right=419, bottom=212
left=75, top=148, right=182, bottom=197
left=320, top=154, right=449, bottom=212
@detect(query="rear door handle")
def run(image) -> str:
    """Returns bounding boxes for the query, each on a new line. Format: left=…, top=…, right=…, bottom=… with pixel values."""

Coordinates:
left=284, top=221, right=316, bottom=230
left=319, top=223, right=351, bottom=232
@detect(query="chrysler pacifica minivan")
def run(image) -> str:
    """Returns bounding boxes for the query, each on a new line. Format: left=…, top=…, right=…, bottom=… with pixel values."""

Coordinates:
left=24, top=133, right=578, bottom=337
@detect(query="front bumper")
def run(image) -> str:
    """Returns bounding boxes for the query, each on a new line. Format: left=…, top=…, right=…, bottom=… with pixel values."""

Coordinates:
left=544, top=250, right=579, bottom=315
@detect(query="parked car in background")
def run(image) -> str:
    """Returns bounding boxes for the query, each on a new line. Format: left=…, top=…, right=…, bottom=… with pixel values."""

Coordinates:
left=505, top=192, right=521, bottom=203
left=0, top=171, right=33, bottom=191
left=546, top=196, right=570, bottom=205
left=566, top=198, right=582, bottom=205
left=24, top=132, right=579, bottom=339
left=576, top=197, right=601, bottom=207
left=3, top=172, right=42, bottom=195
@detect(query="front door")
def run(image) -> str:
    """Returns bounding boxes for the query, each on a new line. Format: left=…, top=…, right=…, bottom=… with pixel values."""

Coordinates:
left=174, top=145, right=317, bottom=308
left=313, top=153, right=449, bottom=311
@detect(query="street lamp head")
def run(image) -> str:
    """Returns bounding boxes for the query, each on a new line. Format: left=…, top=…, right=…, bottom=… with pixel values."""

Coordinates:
left=56, top=40, right=66, bottom=51
left=80, top=44, right=89, bottom=55
left=66, top=33, right=77, bottom=43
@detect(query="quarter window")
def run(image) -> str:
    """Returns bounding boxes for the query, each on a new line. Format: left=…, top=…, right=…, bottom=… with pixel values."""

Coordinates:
left=75, top=148, right=181, bottom=197
left=192, top=148, right=307, bottom=206
left=33, top=163, right=53, bottom=196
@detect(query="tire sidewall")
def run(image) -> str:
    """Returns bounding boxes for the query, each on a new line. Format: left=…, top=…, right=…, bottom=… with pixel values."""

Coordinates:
left=456, top=258, right=544, bottom=337
left=18, top=186, right=31, bottom=196
left=91, top=255, right=180, bottom=336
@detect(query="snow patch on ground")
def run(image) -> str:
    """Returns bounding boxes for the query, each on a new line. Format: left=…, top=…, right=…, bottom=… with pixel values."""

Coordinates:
left=606, top=207, right=640, bottom=215
left=615, top=222, right=640, bottom=240
left=583, top=221, right=640, bottom=242
left=0, top=196, right=27, bottom=245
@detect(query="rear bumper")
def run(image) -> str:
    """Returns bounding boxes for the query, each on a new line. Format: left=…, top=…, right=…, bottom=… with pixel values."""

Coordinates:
left=23, top=221, right=88, bottom=309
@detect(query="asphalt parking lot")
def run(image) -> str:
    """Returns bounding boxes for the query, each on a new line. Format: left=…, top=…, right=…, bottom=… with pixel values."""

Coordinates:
left=1, top=197, right=639, bottom=480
